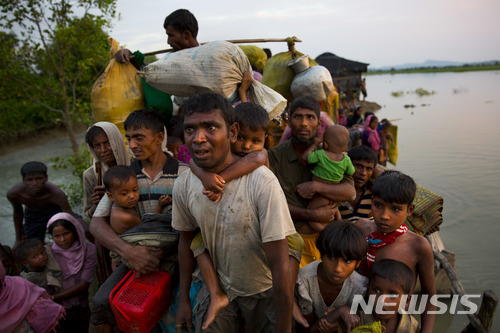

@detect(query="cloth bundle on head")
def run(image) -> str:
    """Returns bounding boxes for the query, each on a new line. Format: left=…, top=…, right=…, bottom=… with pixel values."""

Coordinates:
left=0, top=261, right=65, bottom=333
left=86, top=121, right=130, bottom=179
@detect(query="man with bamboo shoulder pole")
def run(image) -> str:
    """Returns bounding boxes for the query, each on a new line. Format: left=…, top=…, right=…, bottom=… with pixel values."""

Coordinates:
left=114, top=9, right=199, bottom=65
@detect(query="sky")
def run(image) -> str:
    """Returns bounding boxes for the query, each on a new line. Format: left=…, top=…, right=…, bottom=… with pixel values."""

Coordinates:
left=108, top=0, right=500, bottom=68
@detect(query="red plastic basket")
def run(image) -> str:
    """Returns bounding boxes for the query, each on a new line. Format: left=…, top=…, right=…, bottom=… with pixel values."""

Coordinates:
left=110, top=270, right=172, bottom=333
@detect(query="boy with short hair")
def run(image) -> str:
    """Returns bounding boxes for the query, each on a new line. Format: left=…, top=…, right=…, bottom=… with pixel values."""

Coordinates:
left=103, top=165, right=171, bottom=235
left=355, top=170, right=435, bottom=333
left=16, top=238, right=62, bottom=295
left=7, top=161, right=83, bottom=248
left=323, top=259, right=419, bottom=333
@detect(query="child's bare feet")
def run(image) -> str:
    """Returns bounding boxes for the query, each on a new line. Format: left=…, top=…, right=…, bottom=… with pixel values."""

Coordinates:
left=202, top=292, right=230, bottom=330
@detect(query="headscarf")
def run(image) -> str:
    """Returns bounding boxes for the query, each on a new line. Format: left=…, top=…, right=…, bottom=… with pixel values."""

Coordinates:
left=47, top=213, right=87, bottom=280
left=86, top=121, right=130, bottom=179
left=364, top=114, right=381, bottom=153
left=0, top=262, right=64, bottom=333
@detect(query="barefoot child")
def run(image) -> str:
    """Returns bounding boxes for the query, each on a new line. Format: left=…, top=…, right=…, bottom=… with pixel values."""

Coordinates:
left=295, top=221, right=367, bottom=333
left=324, top=259, right=419, bottom=333
left=103, top=165, right=172, bottom=235
left=187, top=102, right=304, bottom=330
left=355, top=170, right=435, bottom=333
left=301, top=125, right=355, bottom=230
left=16, top=238, right=62, bottom=295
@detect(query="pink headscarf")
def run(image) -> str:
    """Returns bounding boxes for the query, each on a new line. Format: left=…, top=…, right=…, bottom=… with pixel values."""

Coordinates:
left=364, top=114, right=381, bottom=153
left=0, top=262, right=64, bottom=333
left=47, top=212, right=87, bottom=280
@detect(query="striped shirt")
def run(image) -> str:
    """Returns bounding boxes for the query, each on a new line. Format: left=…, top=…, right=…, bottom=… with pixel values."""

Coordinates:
left=338, top=186, right=372, bottom=220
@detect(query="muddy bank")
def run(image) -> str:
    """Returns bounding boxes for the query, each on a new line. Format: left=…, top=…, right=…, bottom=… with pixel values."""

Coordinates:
left=359, top=100, right=382, bottom=113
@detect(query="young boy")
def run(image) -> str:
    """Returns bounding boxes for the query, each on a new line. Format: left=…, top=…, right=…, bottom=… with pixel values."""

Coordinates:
left=103, top=165, right=171, bottom=235
left=7, top=161, right=83, bottom=248
left=188, top=102, right=304, bottom=329
left=355, top=170, right=435, bottom=333
left=323, top=259, right=419, bottom=333
left=295, top=221, right=367, bottom=333
left=15, top=238, right=62, bottom=295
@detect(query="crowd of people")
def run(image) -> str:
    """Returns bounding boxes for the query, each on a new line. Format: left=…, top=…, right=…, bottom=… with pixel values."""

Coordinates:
left=1, top=8, right=435, bottom=333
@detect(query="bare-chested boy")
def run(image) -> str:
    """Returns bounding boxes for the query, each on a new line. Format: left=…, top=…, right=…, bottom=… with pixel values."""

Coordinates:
left=7, top=161, right=85, bottom=249
left=355, top=170, right=435, bottom=333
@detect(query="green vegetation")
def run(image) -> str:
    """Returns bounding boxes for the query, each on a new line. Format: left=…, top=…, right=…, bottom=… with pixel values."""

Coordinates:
left=391, top=88, right=436, bottom=98
left=414, top=88, right=436, bottom=96
left=50, top=144, right=92, bottom=214
left=368, top=63, right=500, bottom=75
left=0, top=0, right=116, bottom=154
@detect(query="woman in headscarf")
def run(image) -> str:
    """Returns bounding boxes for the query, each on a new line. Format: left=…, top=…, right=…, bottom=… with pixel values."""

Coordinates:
left=83, top=122, right=130, bottom=220
left=48, top=212, right=96, bottom=333
left=0, top=261, right=64, bottom=333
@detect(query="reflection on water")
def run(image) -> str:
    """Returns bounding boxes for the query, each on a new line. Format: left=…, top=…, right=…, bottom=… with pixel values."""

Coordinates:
left=368, top=71, right=500, bottom=332
left=0, top=71, right=499, bottom=332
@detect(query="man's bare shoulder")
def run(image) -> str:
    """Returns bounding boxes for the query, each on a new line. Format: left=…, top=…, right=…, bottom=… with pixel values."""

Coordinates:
left=6, top=183, right=25, bottom=200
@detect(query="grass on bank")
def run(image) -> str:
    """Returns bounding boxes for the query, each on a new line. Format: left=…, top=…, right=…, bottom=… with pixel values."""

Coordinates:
left=367, top=64, right=500, bottom=75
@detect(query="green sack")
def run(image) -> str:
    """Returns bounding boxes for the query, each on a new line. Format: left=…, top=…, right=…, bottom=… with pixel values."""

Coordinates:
left=141, top=77, right=173, bottom=124
left=239, top=45, right=268, bottom=72
left=134, top=51, right=173, bottom=124
left=261, top=51, right=318, bottom=102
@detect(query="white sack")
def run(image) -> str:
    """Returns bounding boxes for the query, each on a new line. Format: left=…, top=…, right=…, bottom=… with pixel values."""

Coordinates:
left=142, top=40, right=285, bottom=120
left=290, top=65, right=334, bottom=102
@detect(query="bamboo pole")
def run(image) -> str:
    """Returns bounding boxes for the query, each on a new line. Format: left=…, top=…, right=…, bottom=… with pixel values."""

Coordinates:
left=141, top=37, right=302, bottom=57
left=432, top=249, right=488, bottom=333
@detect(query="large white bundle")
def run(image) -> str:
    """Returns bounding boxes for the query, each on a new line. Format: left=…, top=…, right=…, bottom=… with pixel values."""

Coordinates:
left=290, top=65, right=334, bottom=102
left=142, top=41, right=286, bottom=120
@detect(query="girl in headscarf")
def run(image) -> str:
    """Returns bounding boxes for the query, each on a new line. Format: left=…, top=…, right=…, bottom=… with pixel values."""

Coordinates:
left=48, top=213, right=96, bottom=333
left=83, top=122, right=130, bottom=219
left=0, top=261, right=64, bottom=333
left=362, top=114, right=381, bottom=154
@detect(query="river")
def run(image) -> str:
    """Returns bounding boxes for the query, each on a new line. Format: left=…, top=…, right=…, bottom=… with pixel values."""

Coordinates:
left=0, top=70, right=499, bottom=332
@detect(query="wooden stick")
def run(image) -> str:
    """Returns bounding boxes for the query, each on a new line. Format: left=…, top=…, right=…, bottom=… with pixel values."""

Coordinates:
left=141, top=37, right=302, bottom=57
left=95, top=162, right=102, bottom=186
left=432, top=248, right=488, bottom=333
left=462, top=290, right=498, bottom=333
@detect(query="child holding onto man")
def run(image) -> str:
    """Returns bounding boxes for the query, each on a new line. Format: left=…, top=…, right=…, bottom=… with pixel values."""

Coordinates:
left=295, top=221, right=367, bottom=333
left=16, top=238, right=62, bottom=295
left=188, top=102, right=305, bottom=329
left=103, top=165, right=171, bottom=235
left=355, top=170, right=435, bottom=333
left=322, top=259, right=420, bottom=333
left=300, top=124, right=355, bottom=229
